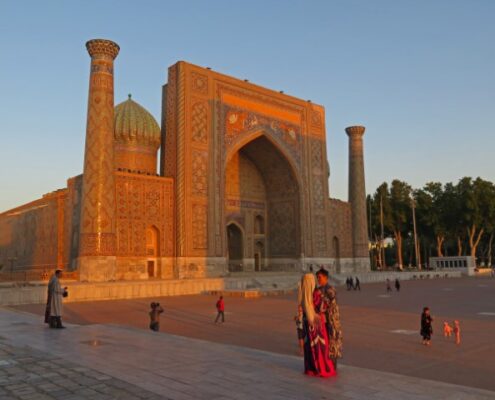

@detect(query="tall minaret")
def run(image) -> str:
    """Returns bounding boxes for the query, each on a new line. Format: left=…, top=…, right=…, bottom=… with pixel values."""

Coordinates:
left=346, top=126, right=370, bottom=271
left=78, top=39, right=120, bottom=281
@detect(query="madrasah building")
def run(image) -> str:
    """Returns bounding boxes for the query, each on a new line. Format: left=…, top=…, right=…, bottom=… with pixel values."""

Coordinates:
left=0, top=39, right=370, bottom=282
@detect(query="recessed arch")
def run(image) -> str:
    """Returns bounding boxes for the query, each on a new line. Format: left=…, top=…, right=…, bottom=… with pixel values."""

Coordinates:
left=146, top=225, right=160, bottom=256
left=224, top=134, right=301, bottom=269
left=254, top=214, right=265, bottom=235
left=226, top=222, right=244, bottom=271
left=146, top=225, right=160, bottom=278
left=225, top=130, right=303, bottom=191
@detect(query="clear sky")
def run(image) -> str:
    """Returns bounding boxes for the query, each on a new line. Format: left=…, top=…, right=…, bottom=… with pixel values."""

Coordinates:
left=1, top=0, right=494, bottom=212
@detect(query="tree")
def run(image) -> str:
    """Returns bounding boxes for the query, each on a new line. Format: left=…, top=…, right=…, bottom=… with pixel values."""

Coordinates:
left=368, top=183, right=394, bottom=268
left=457, top=177, right=495, bottom=261
left=414, top=182, right=448, bottom=257
left=389, top=180, right=412, bottom=269
left=442, top=182, right=464, bottom=256
left=368, top=177, right=495, bottom=267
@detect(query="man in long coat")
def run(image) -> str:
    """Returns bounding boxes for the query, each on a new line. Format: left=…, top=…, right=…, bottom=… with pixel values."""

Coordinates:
left=315, top=267, right=343, bottom=369
left=45, top=270, right=66, bottom=329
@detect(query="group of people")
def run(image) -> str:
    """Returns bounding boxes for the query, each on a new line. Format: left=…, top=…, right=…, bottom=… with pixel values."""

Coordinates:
left=443, top=320, right=461, bottom=345
left=296, top=267, right=343, bottom=377
left=386, top=278, right=401, bottom=292
left=48, top=267, right=461, bottom=370
left=420, top=307, right=462, bottom=346
left=147, top=295, right=225, bottom=332
left=345, top=276, right=360, bottom=291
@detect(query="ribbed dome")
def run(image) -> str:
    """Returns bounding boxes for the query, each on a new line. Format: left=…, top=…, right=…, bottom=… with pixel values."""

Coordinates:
left=114, top=95, right=160, bottom=148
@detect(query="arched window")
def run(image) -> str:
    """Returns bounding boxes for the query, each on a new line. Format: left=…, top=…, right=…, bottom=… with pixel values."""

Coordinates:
left=227, top=223, right=244, bottom=264
left=254, top=215, right=264, bottom=234
left=146, top=226, right=159, bottom=257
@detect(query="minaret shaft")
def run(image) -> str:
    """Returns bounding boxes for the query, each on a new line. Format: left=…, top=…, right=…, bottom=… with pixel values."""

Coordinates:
left=346, top=126, right=369, bottom=260
left=79, top=39, right=119, bottom=261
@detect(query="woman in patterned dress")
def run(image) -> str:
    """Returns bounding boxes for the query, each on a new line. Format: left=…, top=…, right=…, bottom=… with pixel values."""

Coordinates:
left=298, top=273, right=336, bottom=377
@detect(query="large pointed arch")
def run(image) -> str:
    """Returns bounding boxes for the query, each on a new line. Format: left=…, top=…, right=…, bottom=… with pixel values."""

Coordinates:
left=225, top=130, right=304, bottom=192
left=224, top=132, right=302, bottom=269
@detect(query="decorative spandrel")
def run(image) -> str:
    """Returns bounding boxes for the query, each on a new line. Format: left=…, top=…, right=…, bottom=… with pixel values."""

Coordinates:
left=222, top=105, right=302, bottom=170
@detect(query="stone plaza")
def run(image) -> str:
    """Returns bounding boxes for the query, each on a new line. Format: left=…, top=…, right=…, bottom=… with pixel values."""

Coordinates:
left=3, top=276, right=494, bottom=399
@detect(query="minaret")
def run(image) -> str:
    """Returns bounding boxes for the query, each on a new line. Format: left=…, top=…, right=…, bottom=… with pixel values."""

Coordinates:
left=78, top=39, right=120, bottom=281
left=346, top=126, right=370, bottom=270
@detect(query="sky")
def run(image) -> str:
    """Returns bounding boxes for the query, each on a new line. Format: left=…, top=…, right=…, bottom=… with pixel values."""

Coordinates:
left=1, top=0, right=494, bottom=212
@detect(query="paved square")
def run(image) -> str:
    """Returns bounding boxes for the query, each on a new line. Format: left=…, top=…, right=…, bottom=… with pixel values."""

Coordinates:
left=8, top=276, right=495, bottom=398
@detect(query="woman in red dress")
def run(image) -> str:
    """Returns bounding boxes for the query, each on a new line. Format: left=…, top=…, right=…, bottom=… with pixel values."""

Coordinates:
left=298, top=273, right=336, bottom=377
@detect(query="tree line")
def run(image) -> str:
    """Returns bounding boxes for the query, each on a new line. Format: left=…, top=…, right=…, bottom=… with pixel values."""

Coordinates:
left=367, top=177, right=495, bottom=269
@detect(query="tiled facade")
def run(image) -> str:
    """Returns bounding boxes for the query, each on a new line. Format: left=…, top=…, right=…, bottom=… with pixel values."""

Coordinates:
left=0, top=39, right=370, bottom=281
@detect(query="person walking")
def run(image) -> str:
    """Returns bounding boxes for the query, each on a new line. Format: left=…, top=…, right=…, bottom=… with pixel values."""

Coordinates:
left=386, top=279, right=392, bottom=292
left=149, top=302, right=164, bottom=332
left=420, top=307, right=433, bottom=345
left=354, top=276, right=360, bottom=291
left=453, top=320, right=461, bottom=345
left=46, top=270, right=67, bottom=329
left=395, top=278, right=401, bottom=292
left=214, top=295, right=225, bottom=323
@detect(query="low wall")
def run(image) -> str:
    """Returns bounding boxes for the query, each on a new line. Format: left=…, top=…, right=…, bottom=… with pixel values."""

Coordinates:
left=0, top=270, right=462, bottom=306
left=0, top=278, right=227, bottom=306
left=0, top=273, right=303, bottom=306
left=334, top=270, right=462, bottom=285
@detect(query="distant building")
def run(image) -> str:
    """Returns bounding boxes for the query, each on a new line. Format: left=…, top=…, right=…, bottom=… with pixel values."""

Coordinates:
left=0, top=39, right=370, bottom=281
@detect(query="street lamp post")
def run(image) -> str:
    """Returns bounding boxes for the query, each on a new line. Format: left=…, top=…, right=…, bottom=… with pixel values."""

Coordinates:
left=411, top=198, right=421, bottom=270
left=380, top=195, right=386, bottom=269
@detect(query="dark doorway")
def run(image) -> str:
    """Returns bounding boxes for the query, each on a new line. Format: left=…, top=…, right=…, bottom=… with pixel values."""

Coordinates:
left=147, top=261, right=155, bottom=278
left=227, top=223, right=243, bottom=271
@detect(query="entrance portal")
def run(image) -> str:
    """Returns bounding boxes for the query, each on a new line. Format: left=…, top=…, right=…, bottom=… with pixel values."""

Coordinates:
left=225, top=135, right=300, bottom=271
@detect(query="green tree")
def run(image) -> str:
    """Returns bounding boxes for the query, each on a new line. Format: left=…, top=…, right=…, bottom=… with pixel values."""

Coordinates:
left=389, top=180, right=412, bottom=269
left=368, top=183, right=393, bottom=268
left=442, top=182, right=464, bottom=256
left=414, top=182, right=448, bottom=257
left=457, top=177, right=495, bottom=260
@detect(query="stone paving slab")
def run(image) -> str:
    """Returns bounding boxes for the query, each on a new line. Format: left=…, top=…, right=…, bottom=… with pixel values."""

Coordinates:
left=1, top=308, right=494, bottom=400
left=0, top=343, right=164, bottom=400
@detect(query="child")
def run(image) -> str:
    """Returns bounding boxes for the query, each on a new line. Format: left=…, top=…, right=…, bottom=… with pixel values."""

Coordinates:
left=453, top=320, right=461, bottom=345
left=443, top=321, right=453, bottom=337
left=294, top=305, right=305, bottom=355
left=214, top=296, right=225, bottom=323
left=420, top=307, right=433, bottom=345
left=149, top=302, right=164, bottom=332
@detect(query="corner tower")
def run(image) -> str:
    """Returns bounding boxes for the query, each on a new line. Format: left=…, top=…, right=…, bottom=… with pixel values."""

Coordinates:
left=78, top=39, right=120, bottom=281
left=346, top=125, right=370, bottom=272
